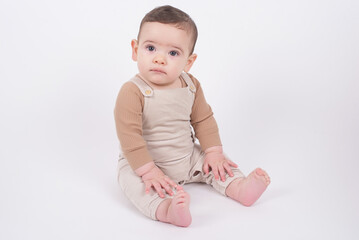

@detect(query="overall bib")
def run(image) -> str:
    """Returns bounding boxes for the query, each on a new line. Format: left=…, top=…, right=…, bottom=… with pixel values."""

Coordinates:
left=117, top=72, right=244, bottom=220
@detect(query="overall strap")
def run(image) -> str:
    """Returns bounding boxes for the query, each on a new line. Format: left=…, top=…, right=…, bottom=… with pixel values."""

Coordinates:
left=130, top=75, right=154, bottom=97
left=181, top=72, right=196, bottom=93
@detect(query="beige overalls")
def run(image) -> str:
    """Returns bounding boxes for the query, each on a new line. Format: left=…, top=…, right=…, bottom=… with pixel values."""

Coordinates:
left=117, top=72, right=244, bottom=220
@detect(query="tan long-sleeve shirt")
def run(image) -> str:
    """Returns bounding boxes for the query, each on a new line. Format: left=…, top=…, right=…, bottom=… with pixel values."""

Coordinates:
left=114, top=73, right=222, bottom=170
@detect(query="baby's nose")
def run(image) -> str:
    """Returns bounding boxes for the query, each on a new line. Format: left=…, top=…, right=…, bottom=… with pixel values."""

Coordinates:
left=153, top=54, right=166, bottom=65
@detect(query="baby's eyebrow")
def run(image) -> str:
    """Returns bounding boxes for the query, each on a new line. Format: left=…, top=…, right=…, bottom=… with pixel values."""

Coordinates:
left=170, top=45, right=184, bottom=53
left=142, top=40, right=157, bottom=49
left=143, top=40, right=156, bottom=45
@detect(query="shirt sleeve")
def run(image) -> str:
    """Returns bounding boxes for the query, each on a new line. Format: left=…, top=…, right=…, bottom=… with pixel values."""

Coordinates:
left=188, top=73, right=222, bottom=150
left=114, top=81, right=153, bottom=170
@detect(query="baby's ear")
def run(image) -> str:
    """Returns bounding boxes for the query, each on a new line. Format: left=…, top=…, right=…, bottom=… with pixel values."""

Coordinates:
left=131, top=39, right=138, bottom=61
left=184, top=54, right=197, bottom=72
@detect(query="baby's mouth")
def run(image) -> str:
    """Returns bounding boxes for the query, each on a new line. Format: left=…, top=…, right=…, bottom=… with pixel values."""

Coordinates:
left=150, top=68, right=166, bottom=74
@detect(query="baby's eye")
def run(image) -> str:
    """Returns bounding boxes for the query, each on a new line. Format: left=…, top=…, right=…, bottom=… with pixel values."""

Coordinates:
left=146, top=45, right=155, bottom=51
left=169, top=50, right=179, bottom=56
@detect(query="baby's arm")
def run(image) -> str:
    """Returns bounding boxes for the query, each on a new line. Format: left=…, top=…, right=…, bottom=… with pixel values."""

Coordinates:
left=188, top=74, right=238, bottom=181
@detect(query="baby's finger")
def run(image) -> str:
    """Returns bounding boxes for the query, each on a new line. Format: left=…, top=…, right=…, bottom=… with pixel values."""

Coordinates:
left=223, top=162, right=234, bottom=177
left=226, top=158, right=238, bottom=168
left=218, top=165, right=226, bottom=182
left=164, top=176, right=182, bottom=192
left=144, top=181, right=152, bottom=194
left=152, top=181, right=165, bottom=198
left=164, top=176, right=178, bottom=189
left=203, top=162, right=209, bottom=175
left=211, top=165, right=220, bottom=180
left=160, top=180, right=173, bottom=196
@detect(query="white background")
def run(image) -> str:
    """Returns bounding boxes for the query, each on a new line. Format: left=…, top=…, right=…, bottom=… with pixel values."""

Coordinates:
left=1, top=0, right=358, bottom=239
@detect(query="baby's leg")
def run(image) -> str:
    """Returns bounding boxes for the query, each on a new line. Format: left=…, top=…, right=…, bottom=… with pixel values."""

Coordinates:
left=156, top=190, right=192, bottom=227
left=226, top=168, right=270, bottom=206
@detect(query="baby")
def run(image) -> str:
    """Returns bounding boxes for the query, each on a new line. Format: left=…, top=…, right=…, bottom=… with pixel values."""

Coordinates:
left=114, top=5, right=270, bottom=227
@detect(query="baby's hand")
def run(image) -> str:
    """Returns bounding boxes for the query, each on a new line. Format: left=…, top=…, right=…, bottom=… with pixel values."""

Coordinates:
left=203, top=146, right=238, bottom=182
left=140, top=164, right=181, bottom=198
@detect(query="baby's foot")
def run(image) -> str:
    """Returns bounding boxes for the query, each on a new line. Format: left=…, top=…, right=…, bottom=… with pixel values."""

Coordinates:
left=167, top=190, right=192, bottom=227
left=227, top=168, right=270, bottom=206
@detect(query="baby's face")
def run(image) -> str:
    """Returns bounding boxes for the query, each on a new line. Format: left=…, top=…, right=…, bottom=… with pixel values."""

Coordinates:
left=131, top=22, right=196, bottom=89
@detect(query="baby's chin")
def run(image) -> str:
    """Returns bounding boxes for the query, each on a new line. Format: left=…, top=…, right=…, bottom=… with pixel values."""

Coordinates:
left=145, top=76, right=180, bottom=88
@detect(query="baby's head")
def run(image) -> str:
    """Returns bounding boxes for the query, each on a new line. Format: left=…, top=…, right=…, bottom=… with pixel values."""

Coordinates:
left=132, top=6, right=198, bottom=88
left=137, top=5, right=198, bottom=55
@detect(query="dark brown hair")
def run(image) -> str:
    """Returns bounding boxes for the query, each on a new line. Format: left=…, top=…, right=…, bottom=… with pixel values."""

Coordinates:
left=138, top=5, right=198, bottom=54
